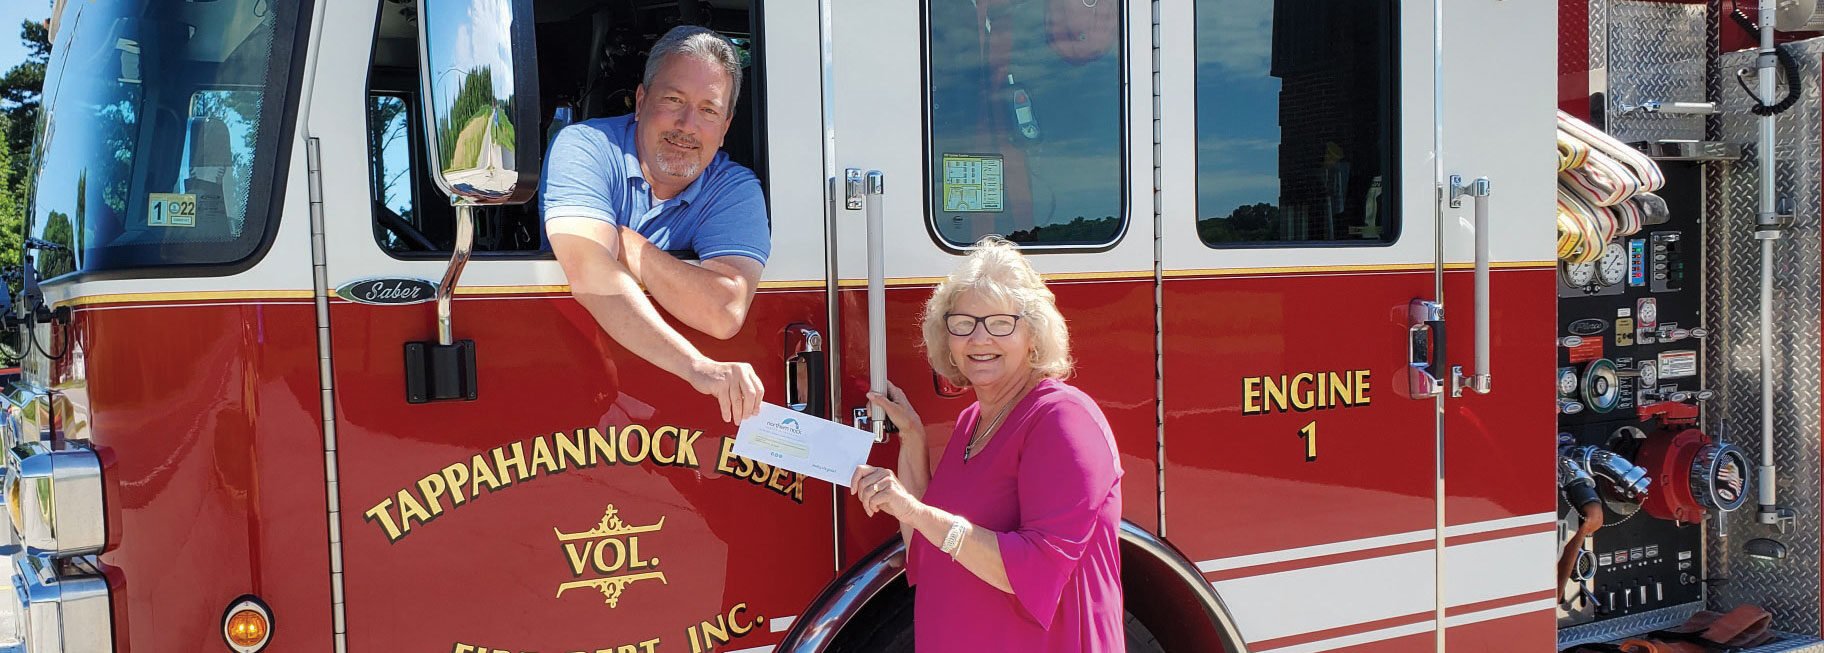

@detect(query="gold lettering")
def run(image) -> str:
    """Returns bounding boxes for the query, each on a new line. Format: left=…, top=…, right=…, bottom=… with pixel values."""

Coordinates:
left=556, top=430, right=590, bottom=470
left=652, top=426, right=678, bottom=465
left=363, top=498, right=404, bottom=542
left=619, top=425, right=651, bottom=464
left=588, top=427, right=618, bottom=465
left=716, top=437, right=740, bottom=474
left=396, top=489, right=432, bottom=531
left=782, top=474, right=804, bottom=502
left=1328, top=371, right=1351, bottom=407
left=531, top=436, right=560, bottom=475
left=767, top=466, right=791, bottom=493
left=440, top=462, right=471, bottom=506
left=1356, top=370, right=1372, bottom=405
left=416, top=473, right=449, bottom=518
left=1264, top=376, right=1288, bottom=412
left=1242, top=377, right=1262, bottom=415
left=494, top=441, right=530, bottom=484
left=629, top=535, right=656, bottom=569
left=593, top=538, right=627, bottom=573
left=1291, top=373, right=1316, bottom=411
left=453, top=645, right=475, bottom=653
left=677, top=429, right=702, bottom=468
left=563, top=542, right=591, bottom=577
left=470, top=453, right=504, bottom=496
left=728, top=603, right=757, bottom=635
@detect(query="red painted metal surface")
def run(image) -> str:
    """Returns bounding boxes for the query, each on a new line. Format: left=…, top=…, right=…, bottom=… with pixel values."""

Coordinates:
left=1162, top=269, right=1441, bottom=562
left=59, top=300, right=334, bottom=652
left=330, top=288, right=833, bottom=652
left=1442, top=268, right=1558, bottom=528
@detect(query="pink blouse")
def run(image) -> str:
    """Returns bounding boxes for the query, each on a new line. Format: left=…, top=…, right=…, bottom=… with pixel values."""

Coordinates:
left=907, top=379, right=1125, bottom=653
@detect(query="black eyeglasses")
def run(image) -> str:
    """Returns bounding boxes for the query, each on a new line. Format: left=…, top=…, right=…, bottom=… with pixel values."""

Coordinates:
left=944, top=313, right=1021, bottom=337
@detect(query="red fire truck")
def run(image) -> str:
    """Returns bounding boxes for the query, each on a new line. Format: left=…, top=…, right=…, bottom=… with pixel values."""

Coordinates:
left=5, top=0, right=1823, bottom=651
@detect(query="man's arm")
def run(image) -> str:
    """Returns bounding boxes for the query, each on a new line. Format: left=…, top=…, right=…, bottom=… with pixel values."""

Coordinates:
left=620, top=228, right=762, bottom=340
left=548, top=216, right=762, bottom=423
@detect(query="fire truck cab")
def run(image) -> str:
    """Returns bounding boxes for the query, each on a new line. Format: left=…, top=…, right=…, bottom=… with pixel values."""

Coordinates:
left=7, top=0, right=1824, bottom=651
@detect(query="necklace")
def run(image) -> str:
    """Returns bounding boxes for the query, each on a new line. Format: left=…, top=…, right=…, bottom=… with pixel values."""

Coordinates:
left=964, top=377, right=1037, bottom=461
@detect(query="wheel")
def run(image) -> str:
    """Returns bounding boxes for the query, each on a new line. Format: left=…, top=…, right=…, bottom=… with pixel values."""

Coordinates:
left=1125, top=611, right=1166, bottom=652
left=835, top=586, right=1165, bottom=653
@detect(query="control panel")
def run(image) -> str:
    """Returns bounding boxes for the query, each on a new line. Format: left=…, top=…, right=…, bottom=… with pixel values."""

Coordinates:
left=1556, top=163, right=1724, bottom=627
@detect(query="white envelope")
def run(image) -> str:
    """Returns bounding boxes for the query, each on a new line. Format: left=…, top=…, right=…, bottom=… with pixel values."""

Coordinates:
left=733, top=402, right=876, bottom=487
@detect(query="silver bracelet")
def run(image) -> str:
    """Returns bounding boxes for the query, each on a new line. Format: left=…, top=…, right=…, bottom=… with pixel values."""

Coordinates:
left=940, top=515, right=968, bottom=560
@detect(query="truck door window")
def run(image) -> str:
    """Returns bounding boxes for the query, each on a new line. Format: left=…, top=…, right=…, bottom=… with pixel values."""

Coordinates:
left=1195, top=0, right=1399, bottom=246
left=364, top=1, right=766, bottom=258
left=927, top=0, right=1126, bottom=249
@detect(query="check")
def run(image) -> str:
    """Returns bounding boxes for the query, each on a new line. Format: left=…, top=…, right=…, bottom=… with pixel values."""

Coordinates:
left=733, top=403, right=876, bottom=487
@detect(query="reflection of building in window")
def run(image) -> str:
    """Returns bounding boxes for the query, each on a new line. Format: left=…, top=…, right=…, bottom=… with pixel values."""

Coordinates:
left=1195, top=0, right=1396, bottom=246
left=1270, top=0, right=1392, bottom=242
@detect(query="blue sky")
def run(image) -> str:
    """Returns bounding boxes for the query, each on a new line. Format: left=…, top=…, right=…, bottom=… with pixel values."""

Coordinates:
left=0, top=0, right=50, bottom=87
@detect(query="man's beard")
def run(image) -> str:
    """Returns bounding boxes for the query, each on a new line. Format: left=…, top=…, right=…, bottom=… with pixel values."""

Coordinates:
left=651, top=130, right=705, bottom=179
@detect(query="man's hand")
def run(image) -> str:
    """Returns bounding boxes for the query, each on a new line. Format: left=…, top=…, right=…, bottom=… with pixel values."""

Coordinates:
left=690, top=358, right=764, bottom=424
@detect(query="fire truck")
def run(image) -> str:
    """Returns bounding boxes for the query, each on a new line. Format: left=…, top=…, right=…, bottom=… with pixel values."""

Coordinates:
left=7, top=0, right=1824, bottom=650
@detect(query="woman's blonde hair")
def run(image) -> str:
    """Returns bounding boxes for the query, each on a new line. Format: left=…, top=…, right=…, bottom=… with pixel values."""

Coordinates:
left=922, top=236, right=1074, bottom=386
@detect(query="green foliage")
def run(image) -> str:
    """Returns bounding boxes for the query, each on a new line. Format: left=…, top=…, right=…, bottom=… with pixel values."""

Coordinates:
left=1196, top=202, right=1281, bottom=244
left=435, top=66, right=499, bottom=169
left=1, top=14, right=50, bottom=192
left=1004, top=216, right=1122, bottom=245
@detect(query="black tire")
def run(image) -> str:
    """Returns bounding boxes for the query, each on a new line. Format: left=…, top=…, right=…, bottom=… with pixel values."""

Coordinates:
left=1125, top=611, right=1166, bottom=653
left=836, top=588, right=1165, bottom=653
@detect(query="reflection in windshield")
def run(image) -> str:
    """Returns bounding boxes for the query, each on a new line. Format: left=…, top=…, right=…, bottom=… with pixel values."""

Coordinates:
left=928, top=0, right=1124, bottom=247
left=28, top=0, right=302, bottom=277
left=1195, top=0, right=1397, bottom=246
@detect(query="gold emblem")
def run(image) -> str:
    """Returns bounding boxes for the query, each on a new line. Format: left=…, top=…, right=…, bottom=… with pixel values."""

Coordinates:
left=554, top=505, right=667, bottom=607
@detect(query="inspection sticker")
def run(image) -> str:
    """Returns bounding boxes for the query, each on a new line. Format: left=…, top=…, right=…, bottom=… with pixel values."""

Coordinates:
left=148, top=193, right=197, bottom=227
left=941, top=153, right=1004, bottom=212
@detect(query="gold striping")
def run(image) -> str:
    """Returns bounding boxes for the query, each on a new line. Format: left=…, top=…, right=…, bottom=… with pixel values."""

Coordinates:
left=58, top=289, right=316, bottom=308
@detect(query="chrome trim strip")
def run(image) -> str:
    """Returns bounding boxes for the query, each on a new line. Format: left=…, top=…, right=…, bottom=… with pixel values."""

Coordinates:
left=304, top=137, right=349, bottom=652
left=816, top=0, right=844, bottom=574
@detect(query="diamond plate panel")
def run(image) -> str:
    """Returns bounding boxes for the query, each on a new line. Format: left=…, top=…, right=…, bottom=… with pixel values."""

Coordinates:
left=1605, top=0, right=1709, bottom=142
left=1708, top=41, right=1824, bottom=637
left=1592, top=0, right=1609, bottom=75
left=1560, top=602, right=1703, bottom=648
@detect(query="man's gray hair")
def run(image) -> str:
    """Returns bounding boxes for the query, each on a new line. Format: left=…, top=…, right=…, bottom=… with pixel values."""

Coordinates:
left=643, top=25, right=744, bottom=109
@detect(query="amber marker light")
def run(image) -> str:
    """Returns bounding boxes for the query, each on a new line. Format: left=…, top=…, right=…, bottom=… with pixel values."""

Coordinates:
left=222, top=597, right=272, bottom=652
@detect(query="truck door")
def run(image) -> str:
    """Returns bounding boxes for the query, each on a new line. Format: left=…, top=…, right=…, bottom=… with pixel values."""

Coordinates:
left=1159, top=1, right=1559, bottom=650
left=823, top=0, right=1162, bottom=562
left=307, top=1, right=838, bottom=651
left=1160, top=1, right=1445, bottom=650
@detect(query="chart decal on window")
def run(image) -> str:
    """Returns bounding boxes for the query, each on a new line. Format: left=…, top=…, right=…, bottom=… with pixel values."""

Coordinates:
left=148, top=193, right=198, bottom=228
left=941, top=153, right=1005, bottom=213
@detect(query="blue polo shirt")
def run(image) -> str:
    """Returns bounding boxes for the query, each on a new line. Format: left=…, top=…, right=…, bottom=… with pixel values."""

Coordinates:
left=540, top=114, right=770, bottom=264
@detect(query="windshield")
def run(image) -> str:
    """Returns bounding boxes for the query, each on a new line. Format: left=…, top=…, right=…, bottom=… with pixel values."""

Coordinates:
left=27, top=0, right=306, bottom=278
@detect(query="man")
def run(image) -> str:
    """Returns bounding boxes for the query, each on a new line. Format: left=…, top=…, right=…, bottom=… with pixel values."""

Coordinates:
left=542, top=26, right=766, bottom=424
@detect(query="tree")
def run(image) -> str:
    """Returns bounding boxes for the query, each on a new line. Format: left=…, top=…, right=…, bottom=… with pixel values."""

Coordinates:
left=0, top=115, right=20, bottom=281
left=0, top=13, right=50, bottom=187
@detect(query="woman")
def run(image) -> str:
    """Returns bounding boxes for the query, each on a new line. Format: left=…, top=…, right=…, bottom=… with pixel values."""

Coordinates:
left=851, top=236, right=1125, bottom=652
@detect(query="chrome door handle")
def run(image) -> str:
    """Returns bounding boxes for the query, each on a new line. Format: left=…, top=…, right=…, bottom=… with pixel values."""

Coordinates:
left=1408, top=300, right=1445, bottom=399
left=785, top=325, right=826, bottom=417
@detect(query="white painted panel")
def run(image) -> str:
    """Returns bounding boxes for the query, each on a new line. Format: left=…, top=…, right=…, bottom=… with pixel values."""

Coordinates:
left=1158, top=0, right=1439, bottom=272
left=828, top=0, right=1155, bottom=280
left=1439, top=0, right=1557, bottom=265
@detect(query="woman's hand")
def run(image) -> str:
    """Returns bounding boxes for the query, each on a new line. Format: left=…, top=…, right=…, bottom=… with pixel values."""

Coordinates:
left=867, top=382, right=924, bottom=439
left=851, top=464, right=920, bottom=520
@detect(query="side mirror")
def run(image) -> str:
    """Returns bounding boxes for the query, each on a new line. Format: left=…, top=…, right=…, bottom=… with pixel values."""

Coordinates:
left=415, top=0, right=541, bottom=206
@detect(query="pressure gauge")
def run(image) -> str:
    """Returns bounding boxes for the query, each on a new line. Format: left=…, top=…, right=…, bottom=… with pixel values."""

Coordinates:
left=1598, top=242, right=1628, bottom=286
left=1558, top=368, right=1579, bottom=397
left=1638, top=361, right=1658, bottom=388
left=1562, top=259, right=1597, bottom=288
